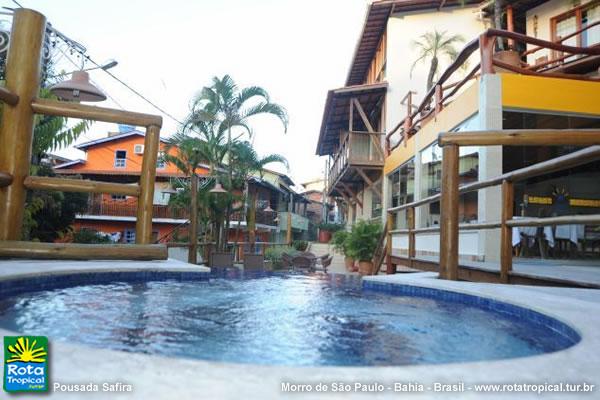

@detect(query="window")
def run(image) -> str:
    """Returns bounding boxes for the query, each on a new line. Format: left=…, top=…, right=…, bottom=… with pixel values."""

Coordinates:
left=114, top=150, right=127, bottom=168
left=156, top=151, right=165, bottom=169
left=111, top=194, right=126, bottom=201
left=420, top=142, right=479, bottom=226
left=124, top=229, right=136, bottom=244
left=371, top=180, right=383, bottom=219
left=551, top=2, right=600, bottom=51
left=390, top=158, right=415, bottom=209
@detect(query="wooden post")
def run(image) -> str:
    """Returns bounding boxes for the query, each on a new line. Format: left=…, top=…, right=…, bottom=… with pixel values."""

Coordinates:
left=407, top=207, right=416, bottom=261
left=0, top=9, right=46, bottom=241
left=507, top=5, right=515, bottom=49
left=479, top=33, right=495, bottom=74
left=135, top=124, right=160, bottom=244
left=188, top=174, right=198, bottom=264
left=500, top=180, right=514, bottom=283
left=385, top=212, right=395, bottom=274
left=286, top=211, right=292, bottom=245
left=439, top=144, right=459, bottom=280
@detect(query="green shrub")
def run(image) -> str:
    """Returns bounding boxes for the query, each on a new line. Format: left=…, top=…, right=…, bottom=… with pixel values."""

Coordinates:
left=346, top=221, right=382, bottom=261
left=292, top=240, right=308, bottom=252
left=264, top=246, right=298, bottom=270
left=73, top=229, right=112, bottom=244
left=330, top=230, right=350, bottom=256
left=317, top=222, right=344, bottom=233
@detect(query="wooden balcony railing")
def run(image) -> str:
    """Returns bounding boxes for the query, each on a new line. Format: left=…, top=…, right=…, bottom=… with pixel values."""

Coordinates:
left=385, top=27, right=600, bottom=155
left=84, top=203, right=188, bottom=220
left=384, top=131, right=600, bottom=281
left=327, top=131, right=384, bottom=190
left=0, top=9, right=166, bottom=260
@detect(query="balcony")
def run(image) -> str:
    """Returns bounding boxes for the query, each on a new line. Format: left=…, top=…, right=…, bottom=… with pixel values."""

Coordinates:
left=230, top=209, right=278, bottom=227
left=278, top=211, right=309, bottom=231
left=82, top=202, right=188, bottom=220
left=327, top=130, right=384, bottom=197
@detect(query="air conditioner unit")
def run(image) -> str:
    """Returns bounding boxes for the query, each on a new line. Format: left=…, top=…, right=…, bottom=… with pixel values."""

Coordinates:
left=133, top=144, right=144, bottom=155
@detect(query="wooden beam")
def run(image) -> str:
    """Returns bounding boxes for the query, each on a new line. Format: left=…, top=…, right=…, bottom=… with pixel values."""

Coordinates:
left=349, top=97, right=354, bottom=131
left=500, top=180, right=514, bottom=283
left=439, top=145, right=459, bottom=280
left=352, top=98, right=375, bottom=133
left=0, top=171, right=13, bottom=188
left=0, top=241, right=167, bottom=260
left=355, top=168, right=382, bottom=198
left=0, top=86, right=19, bottom=106
left=340, top=182, right=363, bottom=208
left=407, top=207, right=416, bottom=259
left=31, top=98, right=163, bottom=128
left=386, top=212, right=395, bottom=274
left=136, top=124, right=160, bottom=244
left=24, top=176, right=140, bottom=196
left=0, top=9, right=47, bottom=241
left=506, top=214, right=600, bottom=227
left=439, top=130, right=600, bottom=147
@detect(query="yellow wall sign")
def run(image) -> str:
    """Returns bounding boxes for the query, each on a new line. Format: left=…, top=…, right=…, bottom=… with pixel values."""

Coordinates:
left=527, top=196, right=552, bottom=205
left=526, top=195, right=600, bottom=207
left=570, top=198, right=600, bottom=208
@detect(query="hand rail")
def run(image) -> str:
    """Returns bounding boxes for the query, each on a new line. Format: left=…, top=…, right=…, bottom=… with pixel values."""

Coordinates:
left=0, top=86, right=19, bottom=106
left=386, top=28, right=600, bottom=155
left=386, top=131, right=600, bottom=282
left=31, top=98, right=163, bottom=128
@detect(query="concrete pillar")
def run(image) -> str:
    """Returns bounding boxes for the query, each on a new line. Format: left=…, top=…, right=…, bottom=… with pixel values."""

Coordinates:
left=477, top=74, right=503, bottom=262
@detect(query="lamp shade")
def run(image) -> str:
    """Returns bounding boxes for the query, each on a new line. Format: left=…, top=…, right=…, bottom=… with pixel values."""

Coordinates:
left=209, top=181, right=227, bottom=194
left=50, top=71, right=107, bottom=102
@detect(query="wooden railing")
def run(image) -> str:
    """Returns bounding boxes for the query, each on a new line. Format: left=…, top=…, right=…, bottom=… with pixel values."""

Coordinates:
left=386, top=132, right=600, bottom=281
left=85, top=203, right=188, bottom=220
left=0, top=9, right=166, bottom=260
left=327, top=130, right=385, bottom=190
left=385, top=27, right=600, bottom=155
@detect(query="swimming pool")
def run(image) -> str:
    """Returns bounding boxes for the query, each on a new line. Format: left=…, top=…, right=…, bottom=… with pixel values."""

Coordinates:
left=0, top=273, right=580, bottom=367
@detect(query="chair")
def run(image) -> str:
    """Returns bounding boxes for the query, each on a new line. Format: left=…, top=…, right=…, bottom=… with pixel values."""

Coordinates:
left=318, top=255, right=333, bottom=273
left=243, top=254, right=265, bottom=271
left=209, top=252, right=234, bottom=269
left=291, top=255, right=315, bottom=271
left=281, top=252, right=293, bottom=268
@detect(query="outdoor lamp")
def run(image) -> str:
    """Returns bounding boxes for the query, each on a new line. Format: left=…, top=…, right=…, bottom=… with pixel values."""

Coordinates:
left=210, top=180, right=227, bottom=194
left=49, top=70, right=107, bottom=102
left=49, top=60, right=117, bottom=102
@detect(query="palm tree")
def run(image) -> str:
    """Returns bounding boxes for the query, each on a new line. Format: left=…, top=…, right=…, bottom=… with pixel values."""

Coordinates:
left=163, top=131, right=224, bottom=264
left=229, top=141, right=288, bottom=252
left=188, top=75, right=289, bottom=250
left=410, top=30, right=465, bottom=92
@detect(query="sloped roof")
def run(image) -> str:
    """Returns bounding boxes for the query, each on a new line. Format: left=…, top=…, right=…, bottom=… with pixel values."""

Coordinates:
left=74, top=130, right=167, bottom=150
left=346, top=0, right=481, bottom=86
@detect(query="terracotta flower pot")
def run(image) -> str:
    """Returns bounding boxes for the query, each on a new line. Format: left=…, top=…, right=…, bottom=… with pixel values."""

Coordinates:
left=358, top=260, right=374, bottom=275
left=493, top=50, right=521, bottom=73
left=318, top=230, right=332, bottom=243
left=344, top=256, right=355, bottom=272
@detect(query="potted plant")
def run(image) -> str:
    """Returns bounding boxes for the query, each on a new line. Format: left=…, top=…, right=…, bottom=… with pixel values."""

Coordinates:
left=346, top=221, right=382, bottom=275
left=331, top=230, right=355, bottom=272
left=318, top=222, right=344, bottom=243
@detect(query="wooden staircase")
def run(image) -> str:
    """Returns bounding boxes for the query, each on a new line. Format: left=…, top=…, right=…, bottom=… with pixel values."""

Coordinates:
left=371, top=220, right=388, bottom=275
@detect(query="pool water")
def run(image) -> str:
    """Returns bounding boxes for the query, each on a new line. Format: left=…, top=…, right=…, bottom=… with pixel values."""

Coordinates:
left=0, top=274, right=578, bottom=366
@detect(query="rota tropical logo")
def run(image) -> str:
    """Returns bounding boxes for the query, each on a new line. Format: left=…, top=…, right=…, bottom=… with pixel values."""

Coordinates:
left=3, top=336, right=48, bottom=393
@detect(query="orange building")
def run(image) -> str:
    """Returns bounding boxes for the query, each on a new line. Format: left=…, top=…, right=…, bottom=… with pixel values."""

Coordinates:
left=54, top=127, right=208, bottom=243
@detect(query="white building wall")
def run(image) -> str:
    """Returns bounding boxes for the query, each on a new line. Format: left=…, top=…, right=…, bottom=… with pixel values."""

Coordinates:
left=384, top=6, right=487, bottom=138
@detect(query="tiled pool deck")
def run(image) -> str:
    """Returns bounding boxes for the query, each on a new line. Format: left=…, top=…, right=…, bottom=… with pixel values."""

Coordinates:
left=0, top=259, right=599, bottom=399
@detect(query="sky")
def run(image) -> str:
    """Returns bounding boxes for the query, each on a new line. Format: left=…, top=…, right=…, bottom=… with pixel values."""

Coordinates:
left=8, top=0, right=369, bottom=186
